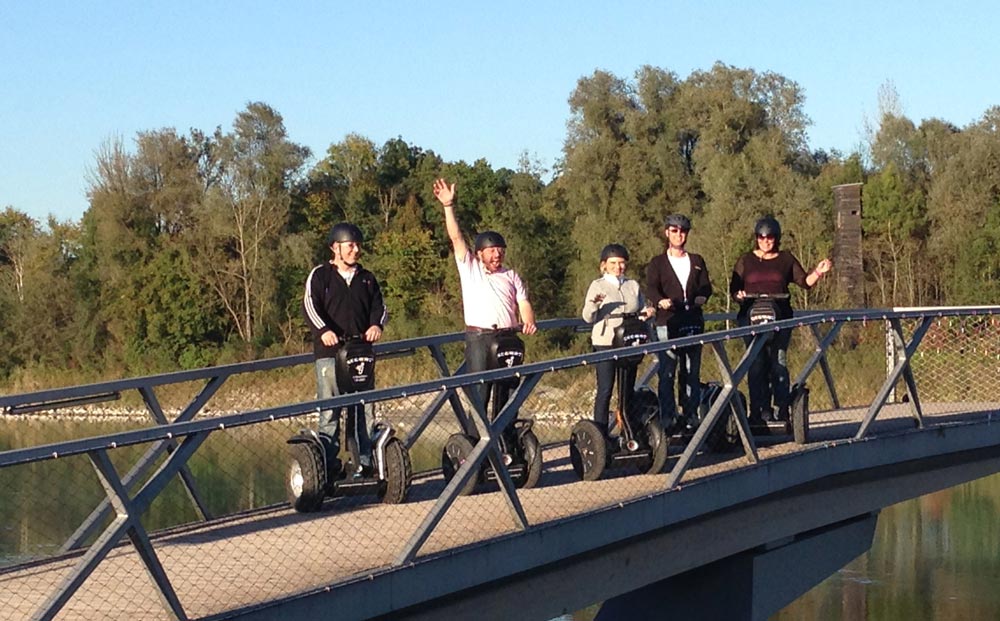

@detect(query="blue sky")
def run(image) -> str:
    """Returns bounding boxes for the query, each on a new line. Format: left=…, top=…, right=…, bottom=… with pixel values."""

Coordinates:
left=2, top=1, right=998, bottom=223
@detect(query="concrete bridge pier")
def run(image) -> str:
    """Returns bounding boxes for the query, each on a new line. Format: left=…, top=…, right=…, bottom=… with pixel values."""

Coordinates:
left=596, top=512, right=878, bottom=621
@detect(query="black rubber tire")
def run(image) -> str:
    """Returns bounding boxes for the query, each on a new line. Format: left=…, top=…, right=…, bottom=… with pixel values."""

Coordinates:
left=706, top=406, right=741, bottom=453
left=569, top=420, right=607, bottom=481
left=642, top=418, right=669, bottom=475
left=627, top=387, right=659, bottom=424
left=441, top=433, right=478, bottom=496
left=702, top=386, right=744, bottom=453
left=379, top=437, right=412, bottom=504
left=287, top=442, right=326, bottom=513
left=516, top=430, right=543, bottom=489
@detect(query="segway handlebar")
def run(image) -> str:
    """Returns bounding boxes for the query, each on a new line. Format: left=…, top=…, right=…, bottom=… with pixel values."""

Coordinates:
left=741, top=292, right=790, bottom=300
left=606, top=311, right=651, bottom=319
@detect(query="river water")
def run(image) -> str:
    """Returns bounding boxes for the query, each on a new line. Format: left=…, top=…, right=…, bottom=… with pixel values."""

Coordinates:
left=774, top=473, right=1000, bottom=620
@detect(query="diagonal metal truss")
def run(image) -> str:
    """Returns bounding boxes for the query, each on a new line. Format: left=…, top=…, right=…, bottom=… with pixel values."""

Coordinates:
left=855, top=317, right=931, bottom=439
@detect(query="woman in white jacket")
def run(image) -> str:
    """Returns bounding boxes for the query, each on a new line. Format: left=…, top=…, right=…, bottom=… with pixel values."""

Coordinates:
left=581, top=244, right=654, bottom=437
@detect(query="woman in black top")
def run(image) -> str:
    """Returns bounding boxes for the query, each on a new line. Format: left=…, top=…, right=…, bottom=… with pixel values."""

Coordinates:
left=729, top=217, right=832, bottom=424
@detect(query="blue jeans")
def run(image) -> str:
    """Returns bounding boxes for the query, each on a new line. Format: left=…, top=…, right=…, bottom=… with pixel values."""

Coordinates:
left=655, top=326, right=702, bottom=424
left=315, top=358, right=372, bottom=468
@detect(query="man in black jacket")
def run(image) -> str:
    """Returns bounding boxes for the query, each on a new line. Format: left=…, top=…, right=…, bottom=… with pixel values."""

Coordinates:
left=646, top=214, right=713, bottom=427
left=303, top=223, right=388, bottom=475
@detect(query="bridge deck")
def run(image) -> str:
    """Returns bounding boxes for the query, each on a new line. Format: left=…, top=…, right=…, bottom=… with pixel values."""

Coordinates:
left=3, top=402, right=997, bottom=621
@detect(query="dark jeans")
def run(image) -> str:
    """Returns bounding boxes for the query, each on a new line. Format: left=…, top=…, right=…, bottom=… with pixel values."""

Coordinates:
left=592, top=345, right=638, bottom=435
left=742, top=324, right=793, bottom=420
left=464, top=331, right=515, bottom=444
left=655, top=325, right=703, bottom=424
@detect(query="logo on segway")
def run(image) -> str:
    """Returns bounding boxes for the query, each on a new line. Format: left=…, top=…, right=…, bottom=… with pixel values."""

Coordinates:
left=622, top=334, right=647, bottom=347
left=496, top=350, right=524, bottom=367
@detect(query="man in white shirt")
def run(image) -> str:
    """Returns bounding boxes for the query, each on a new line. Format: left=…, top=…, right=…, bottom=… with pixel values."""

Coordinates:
left=432, top=178, right=537, bottom=431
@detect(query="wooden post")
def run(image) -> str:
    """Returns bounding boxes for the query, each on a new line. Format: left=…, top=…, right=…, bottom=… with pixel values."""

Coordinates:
left=832, top=183, right=864, bottom=307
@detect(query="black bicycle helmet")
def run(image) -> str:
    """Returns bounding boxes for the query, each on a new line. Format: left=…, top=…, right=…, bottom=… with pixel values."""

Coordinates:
left=754, top=216, right=781, bottom=242
left=600, top=243, right=630, bottom=262
left=326, top=222, right=363, bottom=245
left=664, top=213, right=692, bottom=231
left=474, top=231, right=507, bottom=251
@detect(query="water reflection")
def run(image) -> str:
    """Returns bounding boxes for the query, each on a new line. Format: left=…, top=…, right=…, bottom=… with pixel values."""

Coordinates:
left=775, top=475, right=1000, bottom=620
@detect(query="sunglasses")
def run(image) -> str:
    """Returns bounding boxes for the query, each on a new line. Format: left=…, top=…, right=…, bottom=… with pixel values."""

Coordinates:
left=757, top=234, right=776, bottom=240
left=667, top=227, right=689, bottom=234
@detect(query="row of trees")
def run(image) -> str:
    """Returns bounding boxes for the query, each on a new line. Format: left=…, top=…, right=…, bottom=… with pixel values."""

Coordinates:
left=2, top=63, right=999, bottom=386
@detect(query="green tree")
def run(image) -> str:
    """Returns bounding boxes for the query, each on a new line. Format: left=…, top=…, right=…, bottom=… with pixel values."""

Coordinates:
left=0, top=207, right=38, bottom=303
left=560, top=63, right=816, bottom=314
left=7, top=217, right=81, bottom=374
left=926, top=107, right=1000, bottom=303
left=80, top=128, right=217, bottom=368
left=863, top=163, right=926, bottom=305
left=190, top=102, right=310, bottom=346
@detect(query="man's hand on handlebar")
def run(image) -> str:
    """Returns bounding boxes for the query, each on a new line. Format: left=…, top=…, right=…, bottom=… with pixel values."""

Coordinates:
left=364, top=325, right=383, bottom=342
left=321, top=330, right=339, bottom=347
left=522, top=321, right=537, bottom=335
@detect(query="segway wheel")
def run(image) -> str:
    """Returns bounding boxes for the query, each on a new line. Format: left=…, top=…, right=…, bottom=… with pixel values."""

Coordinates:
left=378, top=437, right=413, bottom=504
left=287, top=442, right=326, bottom=513
left=515, top=430, right=543, bottom=489
left=706, top=406, right=741, bottom=453
left=441, top=433, right=478, bottom=496
left=640, top=418, right=669, bottom=475
left=700, top=383, right=741, bottom=453
left=569, top=420, right=607, bottom=481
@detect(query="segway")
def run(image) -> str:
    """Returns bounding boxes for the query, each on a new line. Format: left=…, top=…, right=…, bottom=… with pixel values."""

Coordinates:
left=570, top=313, right=669, bottom=481
left=286, top=337, right=412, bottom=512
left=744, top=292, right=788, bottom=327
left=441, top=327, right=543, bottom=494
left=742, top=293, right=808, bottom=438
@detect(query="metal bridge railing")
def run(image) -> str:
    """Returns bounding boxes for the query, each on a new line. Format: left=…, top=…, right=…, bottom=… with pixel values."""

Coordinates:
left=2, top=307, right=999, bottom=620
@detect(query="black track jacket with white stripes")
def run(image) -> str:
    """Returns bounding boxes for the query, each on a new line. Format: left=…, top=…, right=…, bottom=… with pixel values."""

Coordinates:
left=302, top=262, right=388, bottom=359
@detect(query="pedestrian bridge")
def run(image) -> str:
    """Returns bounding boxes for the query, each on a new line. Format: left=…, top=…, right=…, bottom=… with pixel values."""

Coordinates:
left=2, top=307, right=1000, bottom=621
